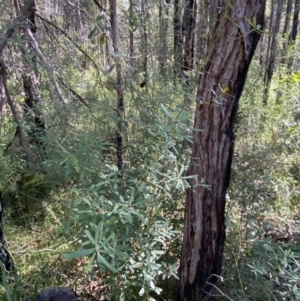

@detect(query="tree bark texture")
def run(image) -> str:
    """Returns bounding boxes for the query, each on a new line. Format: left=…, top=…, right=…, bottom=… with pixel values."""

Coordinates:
left=129, top=0, right=134, bottom=72
left=177, top=1, right=265, bottom=300
left=264, top=0, right=274, bottom=85
left=281, top=0, right=293, bottom=67
left=289, top=0, right=300, bottom=42
left=158, top=0, right=169, bottom=76
left=174, top=0, right=183, bottom=82
left=287, top=0, right=300, bottom=71
left=20, top=0, right=46, bottom=154
left=110, top=0, right=125, bottom=171
left=182, top=0, right=197, bottom=71
left=283, top=0, right=293, bottom=35
left=141, top=0, right=148, bottom=84
left=196, top=0, right=209, bottom=64
left=263, top=0, right=283, bottom=104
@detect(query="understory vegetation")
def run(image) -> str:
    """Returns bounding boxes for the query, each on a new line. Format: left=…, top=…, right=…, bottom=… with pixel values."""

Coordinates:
left=1, top=61, right=299, bottom=301
left=0, top=0, right=299, bottom=300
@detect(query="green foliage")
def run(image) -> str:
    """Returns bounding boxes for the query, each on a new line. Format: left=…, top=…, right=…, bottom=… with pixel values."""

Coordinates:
left=220, top=63, right=300, bottom=300
left=1, top=1, right=300, bottom=300
left=59, top=89, right=192, bottom=300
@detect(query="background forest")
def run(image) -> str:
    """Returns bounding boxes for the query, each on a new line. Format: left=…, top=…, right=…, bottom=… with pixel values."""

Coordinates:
left=0, top=0, right=299, bottom=300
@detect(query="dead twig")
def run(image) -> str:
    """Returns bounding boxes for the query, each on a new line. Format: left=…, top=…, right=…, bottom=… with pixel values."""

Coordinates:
left=36, top=13, right=100, bottom=77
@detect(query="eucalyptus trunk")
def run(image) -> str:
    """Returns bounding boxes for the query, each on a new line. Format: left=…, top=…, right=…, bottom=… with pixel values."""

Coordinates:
left=177, top=1, right=266, bottom=300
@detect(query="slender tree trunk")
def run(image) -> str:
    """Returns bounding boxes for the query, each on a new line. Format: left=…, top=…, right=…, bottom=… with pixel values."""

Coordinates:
left=14, top=0, right=47, bottom=156
left=281, top=0, right=293, bottom=68
left=196, top=0, right=209, bottom=65
left=264, top=0, right=275, bottom=85
left=287, top=0, right=300, bottom=71
left=289, top=0, right=300, bottom=42
left=110, top=0, right=125, bottom=172
left=284, top=0, right=294, bottom=34
left=129, top=0, right=134, bottom=73
left=158, top=0, right=169, bottom=77
left=174, top=0, right=182, bottom=83
left=263, top=0, right=283, bottom=104
left=177, top=1, right=265, bottom=300
left=181, top=0, right=197, bottom=108
left=104, top=0, right=111, bottom=68
left=141, top=0, right=148, bottom=85
left=182, top=0, right=197, bottom=72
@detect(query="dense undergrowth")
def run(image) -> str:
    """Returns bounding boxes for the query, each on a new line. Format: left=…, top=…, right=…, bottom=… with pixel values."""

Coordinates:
left=221, top=66, right=300, bottom=300
left=0, top=60, right=300, bottom=301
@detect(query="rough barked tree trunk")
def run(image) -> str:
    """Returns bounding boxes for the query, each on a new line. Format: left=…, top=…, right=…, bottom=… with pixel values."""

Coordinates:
left=177, top=1, right=265, bottom=301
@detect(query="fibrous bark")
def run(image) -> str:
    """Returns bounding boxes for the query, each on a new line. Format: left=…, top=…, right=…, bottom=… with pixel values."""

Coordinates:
left=177, top=1, right=265, bottom=300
